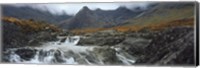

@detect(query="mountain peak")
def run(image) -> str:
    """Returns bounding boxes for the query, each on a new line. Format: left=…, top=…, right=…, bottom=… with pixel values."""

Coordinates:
left=76, top=6, right=93, bottom=16
left=116, top=6, right=129, bottom=10
left=95, top=8, right=102, bottom=11
left=82, top=6, right=90, bottom=11
left=115, top=6, right=134, bottom=13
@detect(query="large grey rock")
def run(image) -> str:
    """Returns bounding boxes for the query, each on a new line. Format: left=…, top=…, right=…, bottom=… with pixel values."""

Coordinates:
left=15, top=48, right=37, bottom=61
left=78, top=30, right=125, bottom=46
left=3, top=21, right=59, bottom=50
left=119, top=37, right=152, bottom=56
left=135, top=27, right=195, bottom=65
left=93, top=47, right=122, bottom=65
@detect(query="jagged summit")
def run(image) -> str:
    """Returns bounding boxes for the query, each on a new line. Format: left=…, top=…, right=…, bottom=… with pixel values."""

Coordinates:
left=79, top=6, right=92, bottom=12
left=75, top=6, right=93, bottom=16
left=95, top=8, right=103, bottom=11
left=115, top=6, right=133, bottom=13
left=116, top=6, right=129, bottom=10
left=82, top=6, right=90, bottom=11
left=60, top=5, right=144, bottom=29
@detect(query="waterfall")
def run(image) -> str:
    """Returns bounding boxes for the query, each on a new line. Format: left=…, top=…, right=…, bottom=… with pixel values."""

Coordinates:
left=3, top=36, right=136, bottom=65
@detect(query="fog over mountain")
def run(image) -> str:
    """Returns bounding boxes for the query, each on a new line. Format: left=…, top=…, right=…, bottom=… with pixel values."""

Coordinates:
left=10, top=2, right=151, bottom=15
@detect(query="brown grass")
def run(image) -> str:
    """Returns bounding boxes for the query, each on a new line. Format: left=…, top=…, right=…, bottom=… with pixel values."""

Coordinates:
left=71, top=18, right=194, bottom=34
left=71, top=28, right=107, bottom=34
left=2, top=17, right=61, bottom=33
left=144, top=18, right=194, bottom=31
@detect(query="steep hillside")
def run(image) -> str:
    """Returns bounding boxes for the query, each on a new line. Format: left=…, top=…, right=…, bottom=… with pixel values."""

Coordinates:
left=59, top=6, right=102, bottom=29
left=70, top=2, right=195, bottom=34
left=2, top=17, right=61, bottom=33
left=2, top=5, right=72, bottom=24
left=123, top=2, right=195, bottom=26
left=2, top=17, right=62, bottom=50
left=71, top=18, right=194, bottom=34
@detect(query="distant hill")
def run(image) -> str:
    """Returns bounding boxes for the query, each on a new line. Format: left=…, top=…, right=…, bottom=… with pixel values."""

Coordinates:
left=2, top=5, right=72, bottom=24
left=59, top=6, right=146, bottom=29
left=70, top=2, right=195, bottom=34
left=123, top=2, right=195, bottom=26
left=2, top=2, right=195, bottom=32
left=2, top=17, right=61, bottom=33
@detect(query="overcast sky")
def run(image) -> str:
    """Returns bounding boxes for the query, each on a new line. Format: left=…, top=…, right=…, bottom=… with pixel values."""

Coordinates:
left=11, top=2, right=151, bottom=15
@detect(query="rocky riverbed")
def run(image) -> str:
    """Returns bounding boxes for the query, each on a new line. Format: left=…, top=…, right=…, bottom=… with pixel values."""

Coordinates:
left=76, top=26, right=195, bottom=65
left=2, top=22, right=195, bottom=65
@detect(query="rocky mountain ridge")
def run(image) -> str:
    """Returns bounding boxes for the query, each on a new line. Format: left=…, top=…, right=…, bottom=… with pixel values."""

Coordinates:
left=59, top=6, right=146, bottom=29
left=2, top=5, right=72, bottom=24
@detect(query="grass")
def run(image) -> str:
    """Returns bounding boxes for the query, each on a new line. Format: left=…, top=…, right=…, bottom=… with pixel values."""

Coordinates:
left=71, top=5, right=195, bottom=34
left=2, top=17, right=61, bottom=33
left=124, top=6, right=194, bottom=26
left=71, top=17, right=194, bottom=34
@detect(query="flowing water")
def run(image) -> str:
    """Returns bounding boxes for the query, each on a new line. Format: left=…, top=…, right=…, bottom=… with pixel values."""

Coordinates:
left=3, top=36, right=136, bottom=65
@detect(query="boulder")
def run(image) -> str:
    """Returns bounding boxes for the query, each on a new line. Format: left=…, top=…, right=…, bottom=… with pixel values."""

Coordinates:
left=78, top=29, right=126, bottom=46
left=15, top=48, right=37, bottom=61
left=135, top=27, right=195, bottom=65
left=119, top=37, right=151, bottom=56
left=78, top=35, right=125, bottom=46
left=93, top=47, right=122, bottom=65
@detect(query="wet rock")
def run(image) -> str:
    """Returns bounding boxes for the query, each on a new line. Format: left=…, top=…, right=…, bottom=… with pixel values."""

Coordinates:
left=60, top=38, right=67, bottom=43
left=35, top=31, right=59, bottom=42
left=3, top=21, right=59, bottom=50
left=125, top=32, right=155, bottom=39
left=119, top=37, right=151, bottom=56
left=15, top=48, right=37, bottom=61
left=3, top=22, right=30, bottom=50
left=2, top=51, right=11, bottom=62
left=93, top=47, right=122, bottom=65
left=28, top=39, right=42, bottom=46
left=78, top=36, right=125, bottom=46
left=135, top=27, right=195, bottom=65
left=85, top=54, right=100, bottom=64
left=54, top=50, right=66, bottom=63
left=27, top=31, right=59, bottom=46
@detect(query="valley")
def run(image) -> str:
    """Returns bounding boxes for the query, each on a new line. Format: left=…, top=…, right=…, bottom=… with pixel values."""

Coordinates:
left=1, top=2, right=196, bottom=65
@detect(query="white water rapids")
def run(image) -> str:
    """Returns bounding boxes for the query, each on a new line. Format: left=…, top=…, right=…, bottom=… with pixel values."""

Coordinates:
left=4, top=36, right=136, bottom=65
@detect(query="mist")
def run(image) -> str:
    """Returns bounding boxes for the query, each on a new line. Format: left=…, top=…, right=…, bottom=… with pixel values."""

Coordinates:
left=9, top=2, right=152, bottom=15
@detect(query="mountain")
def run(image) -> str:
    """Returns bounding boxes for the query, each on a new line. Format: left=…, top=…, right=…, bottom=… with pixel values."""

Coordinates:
left=122, top=2, right=195, bottom=26
left=2, top=5, right=72, bottom=24
left=59, top=6, right=101, bottom=29
left=70, top=2, right=195, bottom=34
left=59, top=6, right=145, bottom=29
left=2, top=2, right=195, bottom=65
